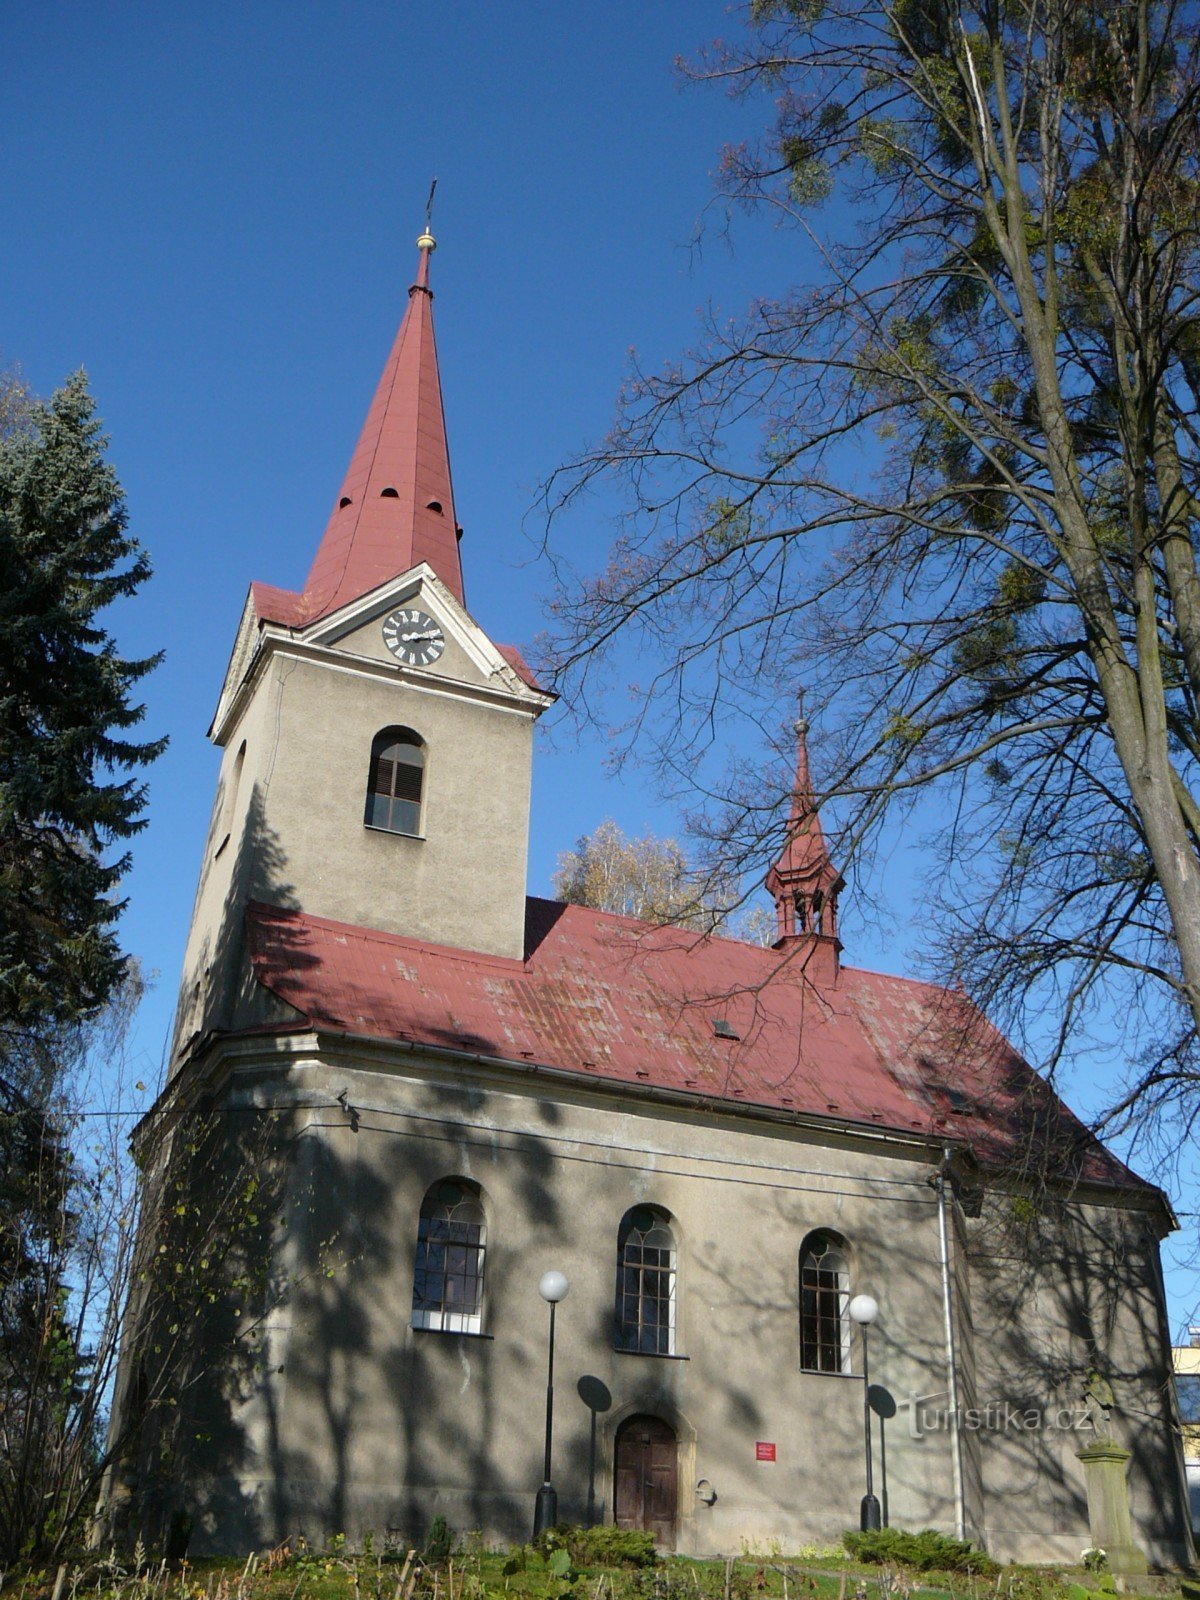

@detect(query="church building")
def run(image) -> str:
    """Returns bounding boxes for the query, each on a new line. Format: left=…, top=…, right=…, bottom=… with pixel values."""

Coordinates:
left=106, top=228, right=1193, bottom=1567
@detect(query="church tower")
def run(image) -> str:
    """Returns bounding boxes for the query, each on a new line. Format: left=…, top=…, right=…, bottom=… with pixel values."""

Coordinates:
left=173, top=229, right=552, bottom=1058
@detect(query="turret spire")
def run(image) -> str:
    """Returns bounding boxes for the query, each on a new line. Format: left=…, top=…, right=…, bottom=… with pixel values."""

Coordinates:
left=765, top=693, right=844, bottom=976
left=299, top=216, right=464, bottom=619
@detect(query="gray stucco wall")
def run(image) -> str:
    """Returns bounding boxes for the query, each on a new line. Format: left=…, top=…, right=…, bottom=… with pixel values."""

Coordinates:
left=172, top=594, right=541, bottom=1060
left=256, top=650, right=535, bottom=955
left=965, top=1193, right=1191, bottom=1563
left=124, top=1040, right=1190, bottom=1567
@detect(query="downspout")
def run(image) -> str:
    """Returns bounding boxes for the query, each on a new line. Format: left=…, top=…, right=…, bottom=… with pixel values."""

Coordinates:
left=936, top=1147, right=966, bottom=1540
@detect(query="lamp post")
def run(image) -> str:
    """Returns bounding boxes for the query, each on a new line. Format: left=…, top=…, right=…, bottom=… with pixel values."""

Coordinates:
left=534, top=1270, right=570, bottom=1538
left=849, top=1293, right=882, bottom=1532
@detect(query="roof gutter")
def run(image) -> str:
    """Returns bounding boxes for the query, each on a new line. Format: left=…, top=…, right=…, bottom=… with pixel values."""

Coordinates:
left=159, top=1019, right=965, bottom=1164
left=936, top=1145, right=967, bottom=1541
left=154, top=1022, right=1179, bottom=1227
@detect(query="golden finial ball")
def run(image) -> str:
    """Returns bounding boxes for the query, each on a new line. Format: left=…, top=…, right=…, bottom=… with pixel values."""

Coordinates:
left=416, top=230, right=437, bottom=252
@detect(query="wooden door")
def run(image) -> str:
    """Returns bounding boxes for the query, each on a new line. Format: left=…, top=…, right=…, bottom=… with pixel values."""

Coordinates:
left=614, top=1414, right=678, bottom=1548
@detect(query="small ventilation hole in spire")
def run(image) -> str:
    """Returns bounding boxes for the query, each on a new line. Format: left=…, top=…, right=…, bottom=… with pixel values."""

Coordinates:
left=339, top=496, right=352, bottom=509
left=380, top=486, right=399, bottom=499
left=426, top=499, right=443, bottom=514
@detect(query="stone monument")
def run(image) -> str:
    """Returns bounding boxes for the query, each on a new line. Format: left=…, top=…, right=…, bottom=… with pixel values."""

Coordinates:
left=1076, top=1372, right=1149, bottom=1577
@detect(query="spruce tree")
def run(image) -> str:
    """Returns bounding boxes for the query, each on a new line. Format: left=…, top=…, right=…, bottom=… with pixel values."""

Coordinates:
left=0, top=374, right=159, bottom=1554
left=0, top=370, right=164, bottom=1039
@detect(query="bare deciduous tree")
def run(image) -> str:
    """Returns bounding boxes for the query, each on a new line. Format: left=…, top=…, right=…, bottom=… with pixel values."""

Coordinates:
left=554, top=818, right=776, bottom=942
left=0, top=987, right=306, bottom=1563
left=541, top=0, right=1200, bottom=1173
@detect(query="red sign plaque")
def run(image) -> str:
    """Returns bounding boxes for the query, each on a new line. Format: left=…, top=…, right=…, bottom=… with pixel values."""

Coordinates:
left=755, top=1441, right=777, bottom=1462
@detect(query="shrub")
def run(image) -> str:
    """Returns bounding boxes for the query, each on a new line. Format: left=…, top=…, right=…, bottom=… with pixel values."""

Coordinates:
left=534, top=1524, right=658, bottom=1569
left=423, top=1515, right=454, bottom=1565
left=842, top=1528, right=999, bottom=1575
left=575, top=1525, right=659, bottom=1568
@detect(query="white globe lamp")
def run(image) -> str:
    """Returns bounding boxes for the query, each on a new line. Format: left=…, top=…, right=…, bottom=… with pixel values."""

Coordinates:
left=849, top=1293, right=879, bottom=1325
left=539, top=1270, right=570, bottom=1304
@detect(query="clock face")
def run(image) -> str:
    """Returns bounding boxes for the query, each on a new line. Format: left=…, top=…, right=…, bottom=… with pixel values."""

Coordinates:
left=381, top=607, right=446, bottom=667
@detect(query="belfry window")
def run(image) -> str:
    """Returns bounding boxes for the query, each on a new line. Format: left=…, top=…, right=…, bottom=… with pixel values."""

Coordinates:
left=365, top=728, right=425, bottom=836
left=411, top=1179, right=487, bottom=1333
left=800, top=1231, right=851, bottom=1373
left=615, top=1206, right=678, bottom=1355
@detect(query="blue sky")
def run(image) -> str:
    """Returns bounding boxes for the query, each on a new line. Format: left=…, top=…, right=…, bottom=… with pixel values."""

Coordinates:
left=5, top=3, right=1195, bottom=1331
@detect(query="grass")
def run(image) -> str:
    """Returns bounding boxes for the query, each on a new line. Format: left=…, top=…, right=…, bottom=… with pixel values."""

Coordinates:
left=0, top=1541, right=1183, bottom=1600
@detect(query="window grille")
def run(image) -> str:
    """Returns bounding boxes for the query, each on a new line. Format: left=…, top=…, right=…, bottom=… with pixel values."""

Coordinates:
left=366, top=728, right=425, bottom=835
left=800, top=1233, right=851, bottom=1373
left=1178, top=1374, right=1200, bottom=1426
left=411, top=1179, right=486, bottom=1333
left=615, top=1207, right=677, bottom=1355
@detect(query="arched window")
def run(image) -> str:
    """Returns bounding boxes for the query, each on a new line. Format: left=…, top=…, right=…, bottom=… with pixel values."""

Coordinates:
left=800, top=1231, right=851, bottom=1373
left=365, top=727, right=425, bottom=836
left=615, top=1205, right=677, bottom=1355
left=214, top=739, right=247, bottom=857
left=411, top=1178, right=487, bottom=1333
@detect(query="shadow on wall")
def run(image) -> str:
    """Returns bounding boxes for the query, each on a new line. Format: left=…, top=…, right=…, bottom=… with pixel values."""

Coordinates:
left=106, top=787, right=317, bottom=1551
left=175, top=782, right=319, bottom=1051
left=966, top=1189, right=1188, bottom=1554
left=210, top=1082, right=570, bottom=1550
left=376, top=1106, right=566, bottom=1546
left=110, top=780, right=582, bottom=1555
left=107, top=1097, right=297, bottom=1553
left=112, top=1128, right=1187, bottom=1557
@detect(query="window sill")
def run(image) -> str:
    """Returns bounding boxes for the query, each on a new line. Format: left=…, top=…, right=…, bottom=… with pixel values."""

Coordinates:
left=613, top=1347, right=689, bottom=1361
left=411, top=1326, right=494, bottom=1340
left=364, top=824, right=426, bottom=841
left=799, top=1367, right=860, bottom=1379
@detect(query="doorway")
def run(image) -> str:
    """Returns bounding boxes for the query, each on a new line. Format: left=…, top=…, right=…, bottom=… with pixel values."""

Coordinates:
left=613, top=1413, right=678, bottom=1548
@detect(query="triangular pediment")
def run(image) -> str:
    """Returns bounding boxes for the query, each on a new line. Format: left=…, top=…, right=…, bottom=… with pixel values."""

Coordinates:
left=303, top=563, right=541, bottom=696
left=211, top=563, right=549, bottom=745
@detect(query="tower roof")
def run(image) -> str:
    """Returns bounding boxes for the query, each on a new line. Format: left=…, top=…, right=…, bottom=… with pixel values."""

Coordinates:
left=298, top=229, right=464, bottom=620
left=767, top=702, right=840, bottom=893
left=765, top=697, right=844, bottom=955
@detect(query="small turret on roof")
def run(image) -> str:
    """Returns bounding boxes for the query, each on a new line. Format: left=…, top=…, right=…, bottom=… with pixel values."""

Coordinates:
left=765, top=693, right=844, bottom=981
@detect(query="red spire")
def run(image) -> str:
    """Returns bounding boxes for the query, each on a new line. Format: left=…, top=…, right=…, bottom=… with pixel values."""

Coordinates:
left=299, top=227, right=464, bottom=619
left=765, top=693, right=844, bottom=962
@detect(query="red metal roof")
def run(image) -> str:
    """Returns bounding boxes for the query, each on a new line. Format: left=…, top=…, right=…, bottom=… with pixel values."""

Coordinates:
left=246, top=896, right=1144, bottom=1192
left=249, top=581, right=308, bottom=628
left=301, top=242, right=462, bottom=617
left=495, top=643, right=546, bottom=693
